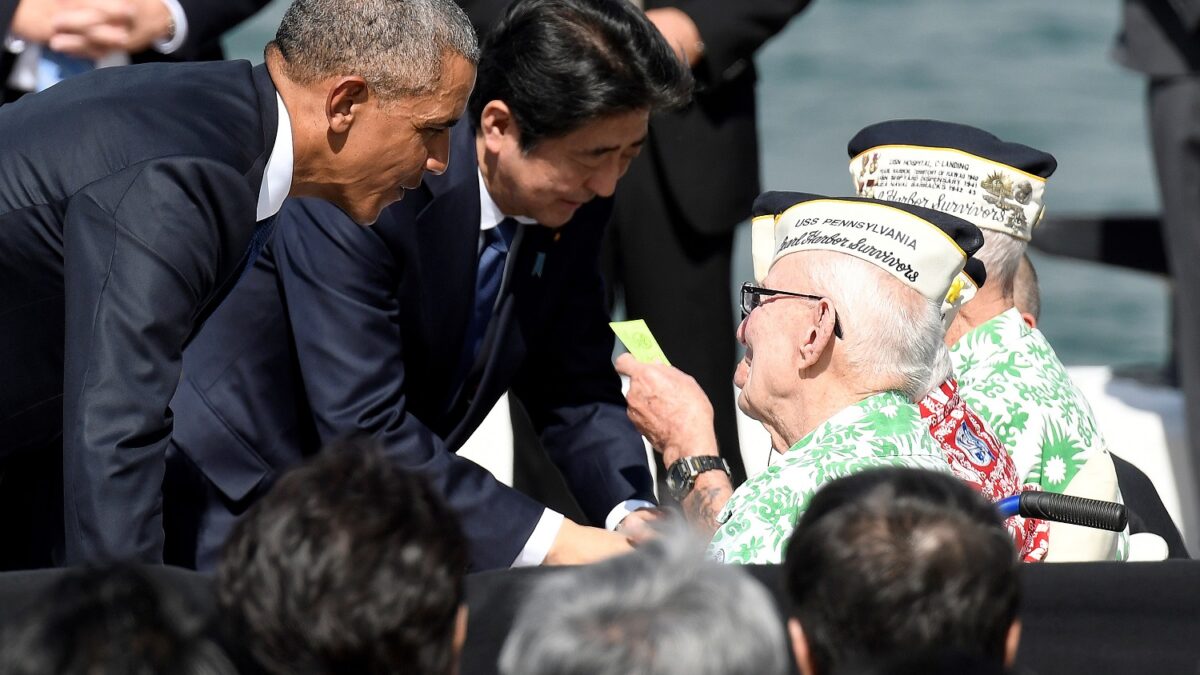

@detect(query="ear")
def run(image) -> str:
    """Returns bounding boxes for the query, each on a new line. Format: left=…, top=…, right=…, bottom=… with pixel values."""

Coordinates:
left=1020, top=311, right=1037, bottom=330
left=798, top=298, right=837, bottom=367
left=1003, top=619, right=1022, bottom=668
left=788, top=618, right=817, bottom=675
left=325, top=76, right=370, bottom=134
left=478, top=99, right=518, bottom=154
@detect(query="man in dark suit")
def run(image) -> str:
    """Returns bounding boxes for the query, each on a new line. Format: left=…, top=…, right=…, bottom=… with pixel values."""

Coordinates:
left=455, top=0, right=811, bottom=491
left=167, top=0, right=693, bottom=571
left=0, top=0, right=479, bottom=568
left=607, top=1, right=812, bottom=486
left=1, top=0, right=271, bottom=102
left=1115, top=0, right=1200, bottom=530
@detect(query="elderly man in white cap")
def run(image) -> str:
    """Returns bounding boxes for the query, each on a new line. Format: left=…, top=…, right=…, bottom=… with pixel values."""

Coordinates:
left=848, top=120, right=1126, bottom=561
left=618, top=192, right=984, bottom=564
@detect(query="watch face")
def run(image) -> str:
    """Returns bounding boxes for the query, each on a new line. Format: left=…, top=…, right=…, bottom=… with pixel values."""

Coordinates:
left=665, top=461, right=687, bottom=494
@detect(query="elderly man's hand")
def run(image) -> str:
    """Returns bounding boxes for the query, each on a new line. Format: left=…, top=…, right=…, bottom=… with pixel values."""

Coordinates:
left=615, top=353, right=719, bottom=468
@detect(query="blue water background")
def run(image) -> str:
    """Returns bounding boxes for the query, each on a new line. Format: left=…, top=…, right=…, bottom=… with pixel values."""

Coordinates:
left=223, top=0, right=1170, bottom=366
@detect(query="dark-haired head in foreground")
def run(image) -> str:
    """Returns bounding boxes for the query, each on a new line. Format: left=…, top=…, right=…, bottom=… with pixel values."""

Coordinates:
left=469, top=0, right=692, bottom=227
left=0, top=564, right=233, bottom=675
left=783, top=468, right=1021, bottom=675
left=217, top=439, right=469, bottom=675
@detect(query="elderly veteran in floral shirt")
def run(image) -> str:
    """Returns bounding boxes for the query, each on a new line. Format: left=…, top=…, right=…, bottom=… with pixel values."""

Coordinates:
left=849, top=120, right=1126, bottom=561
left=617, top=192, right=985, bottom=564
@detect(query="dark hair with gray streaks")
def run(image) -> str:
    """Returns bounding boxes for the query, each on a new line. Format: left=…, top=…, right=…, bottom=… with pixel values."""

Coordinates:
left=271, top=0, right=479, bottom=100
left=499, top=530, right=789, bottom=675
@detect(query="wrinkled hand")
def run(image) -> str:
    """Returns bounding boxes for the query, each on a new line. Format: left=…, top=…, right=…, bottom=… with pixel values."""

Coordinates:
left=544, top=520, right=634, bottom=566
left=615, top=353, right=718, bottom=467
left=48, top=0, right=172, bottom=59
left=645, top=7, right=703, bottom=67
left=615, top=507, right=668, bottom=545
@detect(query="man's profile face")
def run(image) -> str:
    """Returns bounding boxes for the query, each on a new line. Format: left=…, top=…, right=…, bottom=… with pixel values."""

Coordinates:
left=489, top=109, right=649, bottom=227
left=332, top=54, right=476, bottom=225
left=735, top=258, right=816, bottom=423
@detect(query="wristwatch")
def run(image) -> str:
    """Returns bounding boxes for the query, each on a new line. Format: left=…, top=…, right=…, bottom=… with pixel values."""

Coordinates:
left=665, top=456, right=731, bottom=501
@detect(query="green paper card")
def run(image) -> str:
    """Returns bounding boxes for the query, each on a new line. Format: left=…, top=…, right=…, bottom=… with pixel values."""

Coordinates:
left=610, top=319, right=670, bottom=365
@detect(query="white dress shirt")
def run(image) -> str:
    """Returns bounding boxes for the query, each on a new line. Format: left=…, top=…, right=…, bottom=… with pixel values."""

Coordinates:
left=256, top=93, right=293, bottom=222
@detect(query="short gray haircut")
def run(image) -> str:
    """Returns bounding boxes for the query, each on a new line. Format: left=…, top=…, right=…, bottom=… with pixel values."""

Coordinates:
left=801, top=251, right=950, bottom=401
left=499, top=535, right=789, bottom=675
left=974, top=230, right=1027, bottom=299
left=1013, top=252, right=1040, bottom=321
left=271, top=0, right=479, bottom=100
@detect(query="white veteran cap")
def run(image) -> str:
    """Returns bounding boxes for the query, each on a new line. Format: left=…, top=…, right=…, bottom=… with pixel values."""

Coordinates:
left=847, top=119, right=1057, bottom=241
left=750, top=192, right=985, bottom=307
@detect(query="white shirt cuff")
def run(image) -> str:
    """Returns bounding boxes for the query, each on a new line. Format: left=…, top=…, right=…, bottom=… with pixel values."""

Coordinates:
left=511, top=509, right=565, bottom=567
left=605, top=499, right=657, bottom=531
left=153, top=0, right=189, bottom=54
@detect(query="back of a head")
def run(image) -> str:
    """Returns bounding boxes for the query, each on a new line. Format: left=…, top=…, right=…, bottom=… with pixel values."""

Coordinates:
left=217, top=440, right=468, bottom=675
left=272, top=0, right=479, bottom=99
left=468, top=0, right=692, bottom=149
left=500, top=534, right=789, bottom=675
left=0, top=564, right=233, bottom=675
left=784, top=468, right=1019, bottom=675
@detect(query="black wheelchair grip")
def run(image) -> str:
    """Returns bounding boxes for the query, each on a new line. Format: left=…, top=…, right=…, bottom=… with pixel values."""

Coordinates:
left=1018, top=491, right=1128, bottom=532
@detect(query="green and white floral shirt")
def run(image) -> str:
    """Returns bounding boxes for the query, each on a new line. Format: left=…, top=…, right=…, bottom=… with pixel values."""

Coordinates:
left=951, top=308, right=1106, bottom=494
left=951, top=308, right=1128, bottom=559
left=708, top=391, right=950, bottom=564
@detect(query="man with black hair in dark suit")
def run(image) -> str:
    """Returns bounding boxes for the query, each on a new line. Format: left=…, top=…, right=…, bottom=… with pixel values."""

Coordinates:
left=456, top=0, right=812, bottom=490
left=0, top=0, right=479, bottom=568
left=166, top=0, right=693, bottom=571
left=0, top=0, right=271, bottom=102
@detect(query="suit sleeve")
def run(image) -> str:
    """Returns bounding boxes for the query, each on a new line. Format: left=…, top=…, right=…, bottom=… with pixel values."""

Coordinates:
left=273, top=198, right=546, bottom=571
left=167, top=0, right=271, bottom=61
left=512, top=209, right=657, bottom=527
left=62, top=158, right=257, bottom=564
left=673, top=0, right=812, bottom=86
left=1, top=0, right=17, bottom=35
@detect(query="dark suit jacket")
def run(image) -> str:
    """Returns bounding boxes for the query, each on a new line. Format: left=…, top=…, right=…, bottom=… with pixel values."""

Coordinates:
left=0, top=60, right=278, bottom=563
left=0, top=0, right=270, bottom=101
left=171, top=124, right=656, bottom=571
left=1116, top=0, right=1200, bottom=76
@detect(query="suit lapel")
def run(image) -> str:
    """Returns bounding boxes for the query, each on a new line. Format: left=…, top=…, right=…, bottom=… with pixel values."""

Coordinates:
left=415, top=126, right=481, bottom=407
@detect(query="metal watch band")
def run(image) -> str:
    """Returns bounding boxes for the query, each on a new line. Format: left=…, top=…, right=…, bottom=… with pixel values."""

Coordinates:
left=667, top=455, right=731, bottom=500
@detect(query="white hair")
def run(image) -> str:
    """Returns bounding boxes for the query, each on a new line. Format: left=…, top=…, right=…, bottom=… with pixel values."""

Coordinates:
left=800, top=252, right=950, bottom=401
left=499, top=532, right=789, bottom=675
left=974, top=229, right=1027, bottom=298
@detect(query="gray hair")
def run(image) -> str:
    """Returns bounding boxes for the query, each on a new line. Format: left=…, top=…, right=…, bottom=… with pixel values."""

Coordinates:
left=1013, top=252, right=1040, bottom=321
left=499, top=534, right=789, bottom=675
left=974, top=229, right=1027, bottom=299
left=802, top=252, right=950, bottom=401
left=271, top=0, right=479, bottom=100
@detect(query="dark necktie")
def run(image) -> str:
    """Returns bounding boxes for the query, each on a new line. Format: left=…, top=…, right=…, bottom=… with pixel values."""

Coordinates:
left=458, top=218, right=518, bottom=382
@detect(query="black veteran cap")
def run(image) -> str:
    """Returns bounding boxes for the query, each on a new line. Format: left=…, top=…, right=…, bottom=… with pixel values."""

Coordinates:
left=750, top=192, right=984, bottom=307
left=847, top=119, right=1057, bottom=241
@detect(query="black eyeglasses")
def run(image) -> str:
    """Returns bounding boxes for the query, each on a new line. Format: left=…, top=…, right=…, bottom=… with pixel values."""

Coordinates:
left=740, top=282, right=844, bottom=339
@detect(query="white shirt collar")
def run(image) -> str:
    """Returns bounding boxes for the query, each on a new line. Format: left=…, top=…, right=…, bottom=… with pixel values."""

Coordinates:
left=476, top=167, right=537, bottom=231
left=256, top=92, right=294, bottom=222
